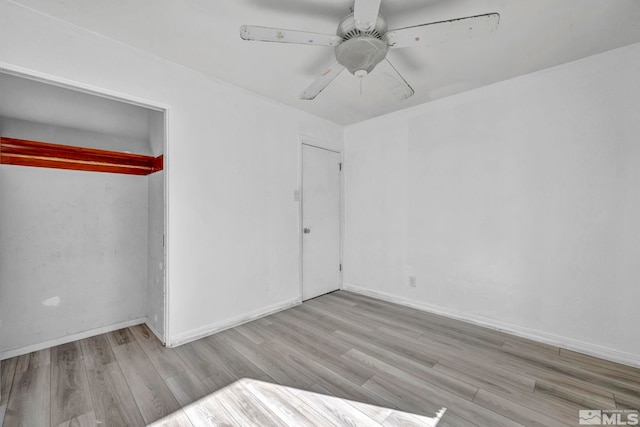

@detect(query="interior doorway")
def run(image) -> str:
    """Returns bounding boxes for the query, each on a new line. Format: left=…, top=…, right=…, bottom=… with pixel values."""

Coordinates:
left=301, top=143, right=342, bottom=301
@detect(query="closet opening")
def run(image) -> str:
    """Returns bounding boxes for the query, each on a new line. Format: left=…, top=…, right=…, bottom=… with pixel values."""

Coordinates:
left=0, top=71, right=167, bottom=359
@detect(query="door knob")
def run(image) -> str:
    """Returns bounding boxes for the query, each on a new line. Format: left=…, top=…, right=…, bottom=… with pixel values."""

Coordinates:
left=303, top=228, right=311, bottom=234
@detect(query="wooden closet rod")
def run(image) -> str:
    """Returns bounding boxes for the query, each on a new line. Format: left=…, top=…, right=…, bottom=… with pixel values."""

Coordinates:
left=0, top=137, right=163, bottom=175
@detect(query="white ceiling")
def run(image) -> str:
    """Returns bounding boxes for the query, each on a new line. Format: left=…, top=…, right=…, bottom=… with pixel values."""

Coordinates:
left=8, top=0, right=640, bottom=125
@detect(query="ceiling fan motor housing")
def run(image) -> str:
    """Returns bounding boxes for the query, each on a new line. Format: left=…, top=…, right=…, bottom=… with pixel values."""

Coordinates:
left=335, top=14, right=389, bottom=75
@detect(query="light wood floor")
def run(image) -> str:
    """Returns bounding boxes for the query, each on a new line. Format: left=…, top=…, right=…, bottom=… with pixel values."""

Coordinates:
left=1, top=291, right=639, bottom=426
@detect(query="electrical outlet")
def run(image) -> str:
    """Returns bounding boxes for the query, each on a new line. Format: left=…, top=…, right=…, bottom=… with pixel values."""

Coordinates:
left=409, top=276, right=417, bottom=287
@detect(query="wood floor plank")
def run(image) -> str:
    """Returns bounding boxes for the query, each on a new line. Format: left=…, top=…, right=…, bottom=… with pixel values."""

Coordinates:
left=234, top=322, right=268, bottom=345
left=416, top=327, right=465, bottom=348
left=79, top=334, right=115, bottom=370
left=468, top=372, right=585, bottom=425
left=262, top=339, right=395, bottom=409
left=4, top=365, right=50, bottom=426
left=273, top=309, right=352, bottom=354
left=383, top=408, right=447, bottom=427
left=427, top=328, right=638, bottom=409
left=307, top=382, right=395, bottom=424
left=342, top=348, right=478, bottom=402
left=202, top=333, right=268, bottom=380
left=496, top=338, right=640, bottom=394
left=266, top=319, right=374, bottom=386
left=352, top=295, right=490, bottom=341
left=430, top=346, right=598, bottom=424
left=534, top=378, right=617, bottom=409
left=255, top=317, right=273, bottom=326
left=433, top=357, right=537, bottom=396
left=296, top=386, right=384, bottom=426
left=334, top=326, right=440, bottom=368
left=305, top=297, right=418, bottom=337
left=502, top=337, right=560, bottom=357
left=241, top=378, right=333, bottom=426
left=15, top=348, right=50, bottom=373
left=319, top=296, right=425, bottom=338
left=111, top=341, right=181, bottom=424
left=473, top=388, right=572, bottom=427
left=164, top=369, right=210, bottom=407
left=308, top=384, right=395, bottom=424
left=174, top=340, right=227, bottom=381
left=107, top=327, right=137, bottom=347
left=214, top=379, right=286, bottom=427
left=559, top=348, right=640, bottom=380
left=499, top=345, right=640, bottom=399
left=347, top=349, right=524, bottom=427
left=1, top=357, right=17, bottom=408
left=321, top=291, right=359, bottom=307
left=130, top=324, right=189, bottom=380
left=379, top=325, right=478, bottom=366
left=215, top=328, right=316, bottom=390
left=200, top=367, right=239, bottom=392
left=56, top=410, right=96, bottom=427
left=333, top=330, right=444, bottom=387
left=181, top=390, right=238, bottom=426
left=614, top=392, right=640, bottom=410
left=285, top=305, right=342, bottom=335
left=348, top=401, right=395, bottom=424
left=382, top=411, right=430, bottom=427
left=147, top=409, right=194, bottom=427
left=85, top=361, right=146, bottom=426
left=346, top=291, right=510, bottom=346
left=0, top=404, right=5, bottom=426
left=361, top=375, right=475, bottom=427
left=50, top=341, right=92, bottom=425
left=300, top=303, right=379, bottom=337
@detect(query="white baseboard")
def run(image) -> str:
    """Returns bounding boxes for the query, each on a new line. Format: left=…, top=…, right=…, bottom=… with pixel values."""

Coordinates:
left=169, top=297, right=302, bottom=347
left=342, top=283, right=640, bottom=369
left=0, top=317, right=147, bottom=361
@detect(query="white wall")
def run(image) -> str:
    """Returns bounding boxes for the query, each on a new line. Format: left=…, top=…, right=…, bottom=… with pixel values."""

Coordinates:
left=0, top=165, right=148, bottom=355
left=344, top=42, right=640, bottom=365
left=0, top=1, right=342, bottom=346
left=0, top=116, right=152, bottom=155
left=0, top=72, right=152, bottom=151
left=147, top=170, right=165, bottom=338
left=146, top=109, right=165, bottom=339
left=148, top=110, right=164, bottom=157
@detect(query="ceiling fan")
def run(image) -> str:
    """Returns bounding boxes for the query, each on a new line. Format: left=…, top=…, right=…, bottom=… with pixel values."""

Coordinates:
left=240, top=0, right=499, bottom=101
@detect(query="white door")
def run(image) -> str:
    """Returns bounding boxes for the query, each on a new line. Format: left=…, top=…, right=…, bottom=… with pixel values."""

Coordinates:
left=302, top=144, right=341, bottom=300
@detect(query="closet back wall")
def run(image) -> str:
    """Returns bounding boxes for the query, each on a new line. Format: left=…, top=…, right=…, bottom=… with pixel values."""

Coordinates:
left=0, top=162, right=148, bottom=356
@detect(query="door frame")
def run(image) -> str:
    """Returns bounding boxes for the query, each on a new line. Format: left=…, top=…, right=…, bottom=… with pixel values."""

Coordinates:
left=298, top=135, right=344, bottom=302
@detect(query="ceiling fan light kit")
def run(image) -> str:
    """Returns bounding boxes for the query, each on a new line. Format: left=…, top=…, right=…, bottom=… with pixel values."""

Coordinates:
left=335, top=14, right=388, bottom=77
left=240, top=1, right=499, bottom=101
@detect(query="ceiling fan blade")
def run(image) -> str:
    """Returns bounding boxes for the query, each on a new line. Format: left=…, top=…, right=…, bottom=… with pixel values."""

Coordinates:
left=240, top=25, right=342, bottom=46
left=300, top=63, right=346, bottom=100
left=386, top=13, right=500, bottom=49
left=353, top=0, right=382, bottom=31
left=380, top=59, right=414, bottom=100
